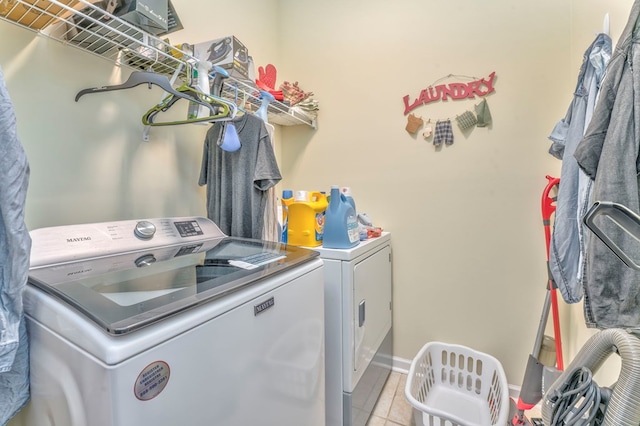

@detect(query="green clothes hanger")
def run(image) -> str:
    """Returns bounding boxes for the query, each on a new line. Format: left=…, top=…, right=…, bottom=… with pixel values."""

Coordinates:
left=141, top=86, right=237, bottom=126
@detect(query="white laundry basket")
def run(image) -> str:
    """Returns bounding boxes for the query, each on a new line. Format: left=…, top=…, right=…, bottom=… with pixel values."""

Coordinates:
left=405, top=341, right=509, bottom=426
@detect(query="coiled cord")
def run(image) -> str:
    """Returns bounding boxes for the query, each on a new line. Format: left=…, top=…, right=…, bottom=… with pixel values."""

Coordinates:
left=547, top=367, right=601, bottom=425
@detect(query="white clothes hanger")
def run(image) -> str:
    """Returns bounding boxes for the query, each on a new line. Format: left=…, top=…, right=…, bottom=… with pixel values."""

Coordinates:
left=603, top=13, right=610, bottom=36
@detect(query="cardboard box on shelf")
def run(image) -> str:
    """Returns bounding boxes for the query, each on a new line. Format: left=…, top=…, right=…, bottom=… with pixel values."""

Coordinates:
left=156, top=0, right=180, bottom=36
left=0, top=0, right=78, bottom=30
left=194, top=36, right=249, bottom=81
left=57, top=0, right=180, bottom=36
left=115, top=0, right=168, bottom=35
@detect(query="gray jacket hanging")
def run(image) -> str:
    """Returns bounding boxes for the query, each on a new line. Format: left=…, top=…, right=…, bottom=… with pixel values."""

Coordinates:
left=0, top=65, right=31, bottom=425
left=547, top=32, right=611, bottom=305
left=574, top=0, right=640, bottom=329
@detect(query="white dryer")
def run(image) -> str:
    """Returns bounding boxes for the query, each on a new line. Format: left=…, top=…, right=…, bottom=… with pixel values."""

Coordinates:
left=22, top=216, right=325, bottom=426
left=315, top=233, right=393, bottom=426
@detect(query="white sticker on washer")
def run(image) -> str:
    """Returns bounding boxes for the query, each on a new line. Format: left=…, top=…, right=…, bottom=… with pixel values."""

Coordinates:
left=134, top=361, right=170, bottom=401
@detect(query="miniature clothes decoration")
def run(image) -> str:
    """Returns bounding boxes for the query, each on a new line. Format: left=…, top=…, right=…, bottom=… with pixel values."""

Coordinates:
left=455, top=110, right=478, bottom=130
left=405, top=113, right=424, bottom=134
left=475, top=99, right=493, bottom=127
left=422, top=121, right=433, bottom=139
left=433, top=120, right=454, bottom=146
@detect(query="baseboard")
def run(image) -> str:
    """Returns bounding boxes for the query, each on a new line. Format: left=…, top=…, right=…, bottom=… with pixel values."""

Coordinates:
left=509, top=384, right=521, bottom=400
left=391, top=355, right=411, bottom=374
left=393, top=355, right=522, bottom=400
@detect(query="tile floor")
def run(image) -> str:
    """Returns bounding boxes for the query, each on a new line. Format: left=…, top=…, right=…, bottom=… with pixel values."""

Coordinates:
left=366, top=371, right=415, bottom=426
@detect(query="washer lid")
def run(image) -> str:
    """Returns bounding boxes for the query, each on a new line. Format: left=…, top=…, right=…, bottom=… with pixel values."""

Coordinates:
left=28, top=236, right=318, bottom=335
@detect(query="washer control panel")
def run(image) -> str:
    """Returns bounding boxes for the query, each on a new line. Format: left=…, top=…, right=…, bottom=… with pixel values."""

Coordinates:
left=30, top=216, right=224, bottom=267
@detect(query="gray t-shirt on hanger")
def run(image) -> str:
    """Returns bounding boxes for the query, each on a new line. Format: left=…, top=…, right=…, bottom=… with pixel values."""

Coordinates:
left=199, top=113, right=282, bottom=239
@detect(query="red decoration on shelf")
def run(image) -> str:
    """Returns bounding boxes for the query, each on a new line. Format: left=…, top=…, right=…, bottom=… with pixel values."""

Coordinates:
left=256, top=64, right=284, bottom=101
left=258, top=64, right=278, bottom=90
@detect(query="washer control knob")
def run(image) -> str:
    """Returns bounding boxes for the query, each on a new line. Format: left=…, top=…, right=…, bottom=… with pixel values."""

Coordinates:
left=135, top=254, right=156, bottom=267
left=134, top=221, right=156, bottom=240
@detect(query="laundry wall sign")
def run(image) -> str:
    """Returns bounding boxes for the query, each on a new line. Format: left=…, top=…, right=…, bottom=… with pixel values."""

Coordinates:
left=403, top=72, right=496, bottom=115
left=403, top=73, right=496, bottom=147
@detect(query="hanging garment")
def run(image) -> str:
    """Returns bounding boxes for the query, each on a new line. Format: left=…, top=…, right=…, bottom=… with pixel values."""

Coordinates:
left=433, top=120, right=453, bottom=146
left=199, top=113, right=282, bottom=239
left=261, top=122, right=280, bottom=242
left=405, top=113, right=423, bottom=134
left=573, top=0, right=640, bottom=329
left=474, top=99, right=492, bottom=127
left=455, top=110, right=477, bottom=130
left=547, top=32, right=612, bottom=305
left=0, top=65, right=32, bottom=425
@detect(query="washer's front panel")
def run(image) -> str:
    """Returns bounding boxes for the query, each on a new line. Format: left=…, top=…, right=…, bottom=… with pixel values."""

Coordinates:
left=26, top=266, right=326, bottom=426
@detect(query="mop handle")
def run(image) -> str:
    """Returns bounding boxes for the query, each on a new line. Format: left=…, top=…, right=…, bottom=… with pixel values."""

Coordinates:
left=541, top=175, right=560, bottom=257
left=541, top=174, right=564, bottom=371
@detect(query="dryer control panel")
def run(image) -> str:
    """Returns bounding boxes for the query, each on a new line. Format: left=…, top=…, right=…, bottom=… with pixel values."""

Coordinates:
left=30, top=216, right=225, bottom=267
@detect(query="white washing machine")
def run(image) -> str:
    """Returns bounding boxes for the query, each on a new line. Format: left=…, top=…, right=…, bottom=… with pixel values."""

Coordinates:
left=314, top=233, right=393, bottom=426
left=22, top=216, right=325, bottom=426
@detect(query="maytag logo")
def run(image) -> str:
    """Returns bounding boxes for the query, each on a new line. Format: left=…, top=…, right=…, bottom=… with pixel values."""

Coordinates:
left=67, top=269, right=92, bottom=276
left=67, top=236, right=92, bottom=243
left=254, top=297, right=274, bottom=316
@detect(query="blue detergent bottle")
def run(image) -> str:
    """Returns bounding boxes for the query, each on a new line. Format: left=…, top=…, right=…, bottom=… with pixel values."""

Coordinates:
left=323, top=186, right=360, bottom=249
left=341, top=187, right=357, bottom=213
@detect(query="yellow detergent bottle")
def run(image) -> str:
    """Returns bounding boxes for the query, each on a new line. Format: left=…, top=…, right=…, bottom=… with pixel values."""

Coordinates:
left=287, top=191, right=328, bottom=247
left=281, top=190, right=294, bottom=243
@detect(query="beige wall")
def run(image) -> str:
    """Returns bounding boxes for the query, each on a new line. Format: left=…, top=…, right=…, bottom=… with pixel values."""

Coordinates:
left=276, top=0, right=635, bottom=386
left=2, top=2, right=638, bottom=424
left=277, top=0, right=570, bottom=384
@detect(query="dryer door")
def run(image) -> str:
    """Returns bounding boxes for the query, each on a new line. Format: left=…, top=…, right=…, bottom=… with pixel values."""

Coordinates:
left=352, top=245, right=392, bottom=377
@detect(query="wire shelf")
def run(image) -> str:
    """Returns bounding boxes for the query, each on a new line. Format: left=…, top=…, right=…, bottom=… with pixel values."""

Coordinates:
left=0, top=0, right=193, bottom=74
left=0, top=0, right=316, bottom=127
left=221, top=78, right=317, bottom=128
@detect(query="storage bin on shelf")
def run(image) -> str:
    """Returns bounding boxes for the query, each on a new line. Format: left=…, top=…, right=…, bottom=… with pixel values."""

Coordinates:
left=405, top=341, right=509, bottom=426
